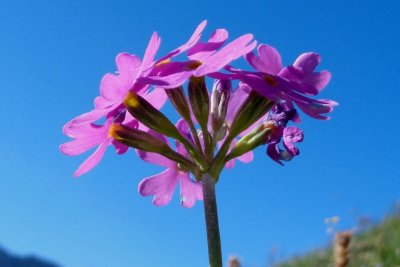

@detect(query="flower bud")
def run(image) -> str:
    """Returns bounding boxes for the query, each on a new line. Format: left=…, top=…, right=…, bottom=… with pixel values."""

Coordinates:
left=188, top=76, right=213, bottom=158
left=229, top=90, right=274, bottom=138
left=188, top=76, right=210, bottom=129
left=123, top=91, right=181, bottom=140
left=226, top=122, right=274, bottom=161
left=110, top=123, right=196, bottom=172
left=165, top=86, right=192, bottom=122
left=210, top=79, right=231, bottom=136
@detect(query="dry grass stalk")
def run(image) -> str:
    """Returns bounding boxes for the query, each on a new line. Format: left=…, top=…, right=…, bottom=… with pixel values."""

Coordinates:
left=334, top=231, right=352, bottom=267
left=228, top=256, right=240, bottom=267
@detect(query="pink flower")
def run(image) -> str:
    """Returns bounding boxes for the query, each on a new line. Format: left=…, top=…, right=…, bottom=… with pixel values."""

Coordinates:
left=137, top=120, right=203, bottom=208
left=69, top=32, right=162, bottom=126
left=60, top=116, right=129, bottom=177
left=60, top=89, right=166, bottom=176
left=231, top=44, right=337, bottom=120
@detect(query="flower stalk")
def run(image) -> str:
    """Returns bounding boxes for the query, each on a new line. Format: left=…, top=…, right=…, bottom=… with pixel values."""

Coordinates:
left=202, top=172, right=223, bottom=267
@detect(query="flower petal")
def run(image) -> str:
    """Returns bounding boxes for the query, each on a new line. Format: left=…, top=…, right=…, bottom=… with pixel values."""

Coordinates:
left=226, top=83, right=250, bottom=124
left=302, top=70, right=331, bottom=92
left=180, top=175, right=203, bottom=208
left=138, top=168, right=179, bottom=206
left=143, top=87, right=167, bottom=110
left=73, top=139, right=110, bottom=177
left=267, top=143, right=283, bottom=165
left=293, top=52, right=321, bottom=75
left=194, top=35, right=257, bottom=77
left=141, top=32, right=161, bottom=71
left=188, top=29, right=228, bottom=61
left=116, top=52, right=142, bottom=77
left=237, top=150, right=254, bottom=163
left=60, top=138, right=102, bottom=156
left=245, top=44, right=282, bottom=75
left=137, top=150, right=174, bottom=168
left=157, top=20, right=207, bottom=62
left=282, top=126, right=303, bottom=155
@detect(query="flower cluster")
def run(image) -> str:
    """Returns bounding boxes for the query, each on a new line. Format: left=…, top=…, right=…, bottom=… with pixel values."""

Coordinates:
left=60, top=20, right=337, bottom=208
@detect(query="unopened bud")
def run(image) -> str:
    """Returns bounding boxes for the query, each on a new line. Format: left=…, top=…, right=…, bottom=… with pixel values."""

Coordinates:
left=211, top=79, right=231, bottom=135
left=110, top=123, right=196, bottom=172
left=165, top=86, right=191, bottom=122
left=110, top=123, right=172, bottom=154
left=226, top=122, right=274, bottom=161
left=213, top=124, right=228, bottom=142
left=188, top=76, right=210, bottom=129
left=123, top=91, right=181, bottom=140
left=229, top=90, right=274, bottom=138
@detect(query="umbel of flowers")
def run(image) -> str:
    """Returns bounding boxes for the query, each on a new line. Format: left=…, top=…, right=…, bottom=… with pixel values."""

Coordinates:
left=60, top=20, right=336, bottom=267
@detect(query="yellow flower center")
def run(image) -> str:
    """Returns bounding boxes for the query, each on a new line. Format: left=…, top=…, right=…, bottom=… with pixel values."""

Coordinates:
left=123, top=91, right=140, bottom=108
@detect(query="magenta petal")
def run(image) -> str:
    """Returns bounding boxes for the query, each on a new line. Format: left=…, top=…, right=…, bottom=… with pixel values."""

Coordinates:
left=257, top=44, right=282, bottom=74
left=224, top=159, right=235, bottom=169
left=138, top=168, right=179, bottom=206
left=112, top=140, right=129, bottom=155
left=157, top=20, right=207, bottom=62
left=94, top=96, right=112, bottom=109
left=65, top=109, right=107, bottom=127
left=282, top=126, right=303, bottom=155
left=194, top=35, right=256, bottom=77
left=180, top=175, right=203, bottom=208
left=246, top=44, right=282, bottom=75
left=141, top=32, right=161, bottom=71
left=226, top=83, right=250, bottom=123
left=237, top=150, right=254, bottom=163
left=60, top=138, right=101, bottom=156
left=143, top=87, right=167, bottom=110
left=294, top=99, right=336, bottom=120
left=116, top=52, right=142, bottom=76
left=267, top=143, right=283, bottom=165
left=137, top=150, right=174, bottom=168
left=293, top=52, right=321, bottom=75
left=302, top=70, right=331, bottom=92
left=73, top=139, right=110, bottom=177
left=63, top=119, right=105, bottom=138
left=188, top=28, right=228, bottom=61
left=100, top=73, right=121, bottom=101
left=175, top=119, right=191, bottom=155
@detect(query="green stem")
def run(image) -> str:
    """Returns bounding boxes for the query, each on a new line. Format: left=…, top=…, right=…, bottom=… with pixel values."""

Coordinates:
left=202, top=172, right=222, bottom=267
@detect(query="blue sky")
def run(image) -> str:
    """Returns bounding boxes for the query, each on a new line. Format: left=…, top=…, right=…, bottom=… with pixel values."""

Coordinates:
left=0, top=0, right=399, bottom=266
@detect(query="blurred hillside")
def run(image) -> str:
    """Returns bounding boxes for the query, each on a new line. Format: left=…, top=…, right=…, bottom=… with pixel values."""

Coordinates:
left=0, top=246, right=60, bottom=267
left=275, top=215, right=400, bottom=267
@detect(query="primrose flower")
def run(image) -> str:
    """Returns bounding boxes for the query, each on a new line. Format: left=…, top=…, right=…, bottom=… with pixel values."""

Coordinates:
left=264, top=104, right=304, bottom=165
left=68, top=32, right=162, bottom=126
left=137, top=120, right=203, bottom=208
left=231, top=44, right=337, bottom=120
left=60, top=89, right=166, bottom=176
left=60, top=114, right=132, bottom=177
